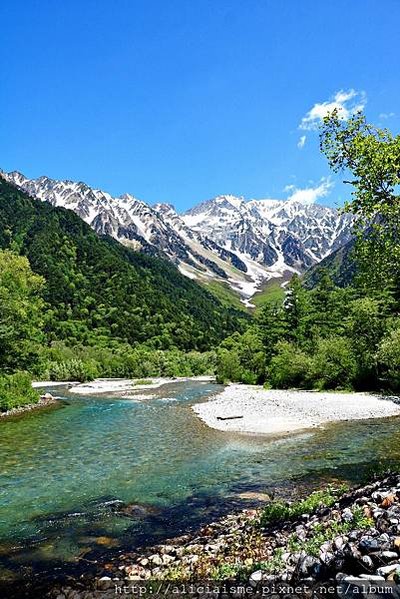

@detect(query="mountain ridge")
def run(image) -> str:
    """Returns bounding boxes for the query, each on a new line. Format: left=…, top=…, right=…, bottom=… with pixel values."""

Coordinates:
left=2, top=170, right=354, bottom=306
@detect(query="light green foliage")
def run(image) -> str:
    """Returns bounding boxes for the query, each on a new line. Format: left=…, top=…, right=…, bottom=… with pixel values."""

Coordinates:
left=0, top=250, right=45, bottom=373
left=0, top=372, right=40, bottom=412
left=216, top=328, right=266, bottom=384
left=42, top=342, right=217, bottom=382
left=258, top=485, right=347, bottom=527
left=311, top=336, right=357, bottom=390
left=320, top=109, right=400, bottom=290
left=252, top=279, right=285, bottom=312
left=268, top=341, right=312, bottom=389
left=376, top=327, right=400, bottom=390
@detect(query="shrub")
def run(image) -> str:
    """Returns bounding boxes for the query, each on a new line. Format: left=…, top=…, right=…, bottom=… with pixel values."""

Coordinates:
left=268, top=341, right=312, bottom=389
left=376, top=327, right=400, bottom=391
left=0, top=372, right=40, bottom=412
left=311, top=336, right=357, bottom=390
left=46, top=358, right=99, bottom=382
left=259, top=485, right=347, bottom=527
left=215, top=348, right=243, bottom=383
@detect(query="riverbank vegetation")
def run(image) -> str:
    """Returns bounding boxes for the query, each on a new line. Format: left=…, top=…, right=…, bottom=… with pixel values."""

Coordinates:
left=215, top=111, right=400, bottom=392
left=0, top=110, right=399, bottom=411
left=0, top=372, right=40, bottom=412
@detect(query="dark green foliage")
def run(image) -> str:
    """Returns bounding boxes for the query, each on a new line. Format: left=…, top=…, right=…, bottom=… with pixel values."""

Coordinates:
left=303, top=238, right=356, bottom=289
left=0, top=372, right=39, bottom=412
left=0, top=177, right=246, bottom=352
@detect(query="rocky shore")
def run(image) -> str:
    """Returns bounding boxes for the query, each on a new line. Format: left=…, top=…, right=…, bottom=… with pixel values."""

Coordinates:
left=193, top=385, right=400, bottom=435
left=0, top=392, right=57, bottom=419
left=46, top=474, right=400, bottom=598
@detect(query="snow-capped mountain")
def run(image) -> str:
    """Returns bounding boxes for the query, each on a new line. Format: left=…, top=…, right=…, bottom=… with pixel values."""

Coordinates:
left=2, top=171, right=353, bottom=306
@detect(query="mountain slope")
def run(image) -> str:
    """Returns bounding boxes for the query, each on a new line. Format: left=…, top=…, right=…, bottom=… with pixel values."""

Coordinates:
left=3, top=171, right=354, bottom=305
left=0, top=176, right=246, bottom=350
left=303, top=238, right=356, bottom=288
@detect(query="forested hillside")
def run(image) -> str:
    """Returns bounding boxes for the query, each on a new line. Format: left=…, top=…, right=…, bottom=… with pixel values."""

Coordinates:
left=0, top=177, right=245, bottom=352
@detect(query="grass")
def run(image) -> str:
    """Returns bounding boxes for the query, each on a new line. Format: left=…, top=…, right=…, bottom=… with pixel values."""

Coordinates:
left=203, top=280, right=247, bottom=311
left=252, top=279, right=286, bottom=312
left=134, top=379, right=153, bottom=385
left=258, top=485, right=349, bottom=527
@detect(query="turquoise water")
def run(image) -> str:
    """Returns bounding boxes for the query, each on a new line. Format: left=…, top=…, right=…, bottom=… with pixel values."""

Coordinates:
left=1, top=379, right=400, bottom=576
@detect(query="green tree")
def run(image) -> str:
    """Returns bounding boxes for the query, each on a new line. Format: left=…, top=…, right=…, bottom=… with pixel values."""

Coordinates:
left=311, top=336, right=357, bottom=390
left=0, top=250, right=45, bottom=373
left=283, top=274, right=310, bottom=344
left=268, top=341, right=312, bottom=389
left=320, top=110, right=400, bottom=293
left=376, top=327, right=400, bottom=391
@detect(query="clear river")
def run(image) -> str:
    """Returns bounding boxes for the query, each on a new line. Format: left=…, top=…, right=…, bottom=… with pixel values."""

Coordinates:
left=1, top=379, right=400, bottom=583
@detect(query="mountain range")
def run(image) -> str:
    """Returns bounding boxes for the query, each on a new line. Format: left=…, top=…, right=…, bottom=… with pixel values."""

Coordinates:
left=2, top=171, right=353, bottom=306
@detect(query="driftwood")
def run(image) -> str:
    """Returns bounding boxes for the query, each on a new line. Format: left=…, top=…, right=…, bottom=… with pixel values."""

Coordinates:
left=216, top=415, right=243, bottom=421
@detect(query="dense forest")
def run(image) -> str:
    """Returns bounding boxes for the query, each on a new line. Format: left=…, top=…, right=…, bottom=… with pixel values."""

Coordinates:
left=0, top=110, right=399, bottom=411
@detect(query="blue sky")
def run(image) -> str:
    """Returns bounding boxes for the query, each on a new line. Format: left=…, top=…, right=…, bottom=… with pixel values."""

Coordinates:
left=1, top=0, right=399, bottom=212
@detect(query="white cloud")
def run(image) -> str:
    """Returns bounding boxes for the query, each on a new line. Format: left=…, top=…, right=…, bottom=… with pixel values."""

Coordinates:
left=379, top=112, right=395, bottom=120
left=297, top=135, right=306, bottom=149
left=300, top=89, right=366, bottom=130
left=284, top=177, right=333, bottom=205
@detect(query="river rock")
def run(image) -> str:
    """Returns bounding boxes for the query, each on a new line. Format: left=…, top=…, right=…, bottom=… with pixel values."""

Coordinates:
left=96, top=576, right=113, bottom=590
left=376, top=564, right=400, bottom=577
left=249, top=570, right=263, bottom=587
left=149, top=554, right=163, bottom=566
left=382, top=551, right=398, bottom=560
left=298, top=555, right=323, bottom=578
left=359, top=536, right=381, bottom=553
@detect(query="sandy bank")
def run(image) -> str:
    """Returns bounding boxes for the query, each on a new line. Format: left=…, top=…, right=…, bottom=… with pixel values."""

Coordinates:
left=193, top=384, right=400, bottom=435
left=32, top=380, right=79, bottom=388
left=69, top=376, right=214, bottom=395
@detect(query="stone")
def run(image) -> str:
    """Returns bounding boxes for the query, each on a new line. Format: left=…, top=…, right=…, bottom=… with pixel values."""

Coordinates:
left=334, top=536, right=345, bottom=550
left=298, top=555, right=323, bottom=578
left=139, top=558, right=149, bottom=567
left=381, top=494, right=396, bottom=508
left=379, top=533, right=391, bottom=544
left=160, top=544, right=175, bottom=554
left=382, top=551, right=399, bottom=560
left=96, top=576, right=113, bottom=590
left=162, top=554, right=175, bottom=565
left=249, top=570, right=263, bottom=587
left=359, top=536, right=381, bottom=553
left=394, top=537, right=400, bottom=549
left=361, top=555, right=373, bottom=569
left=376, top=563, right=400, bottom=577
left=342, top=508, right=353, bottom=522
left=149, top=554, right=163, bottom=566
